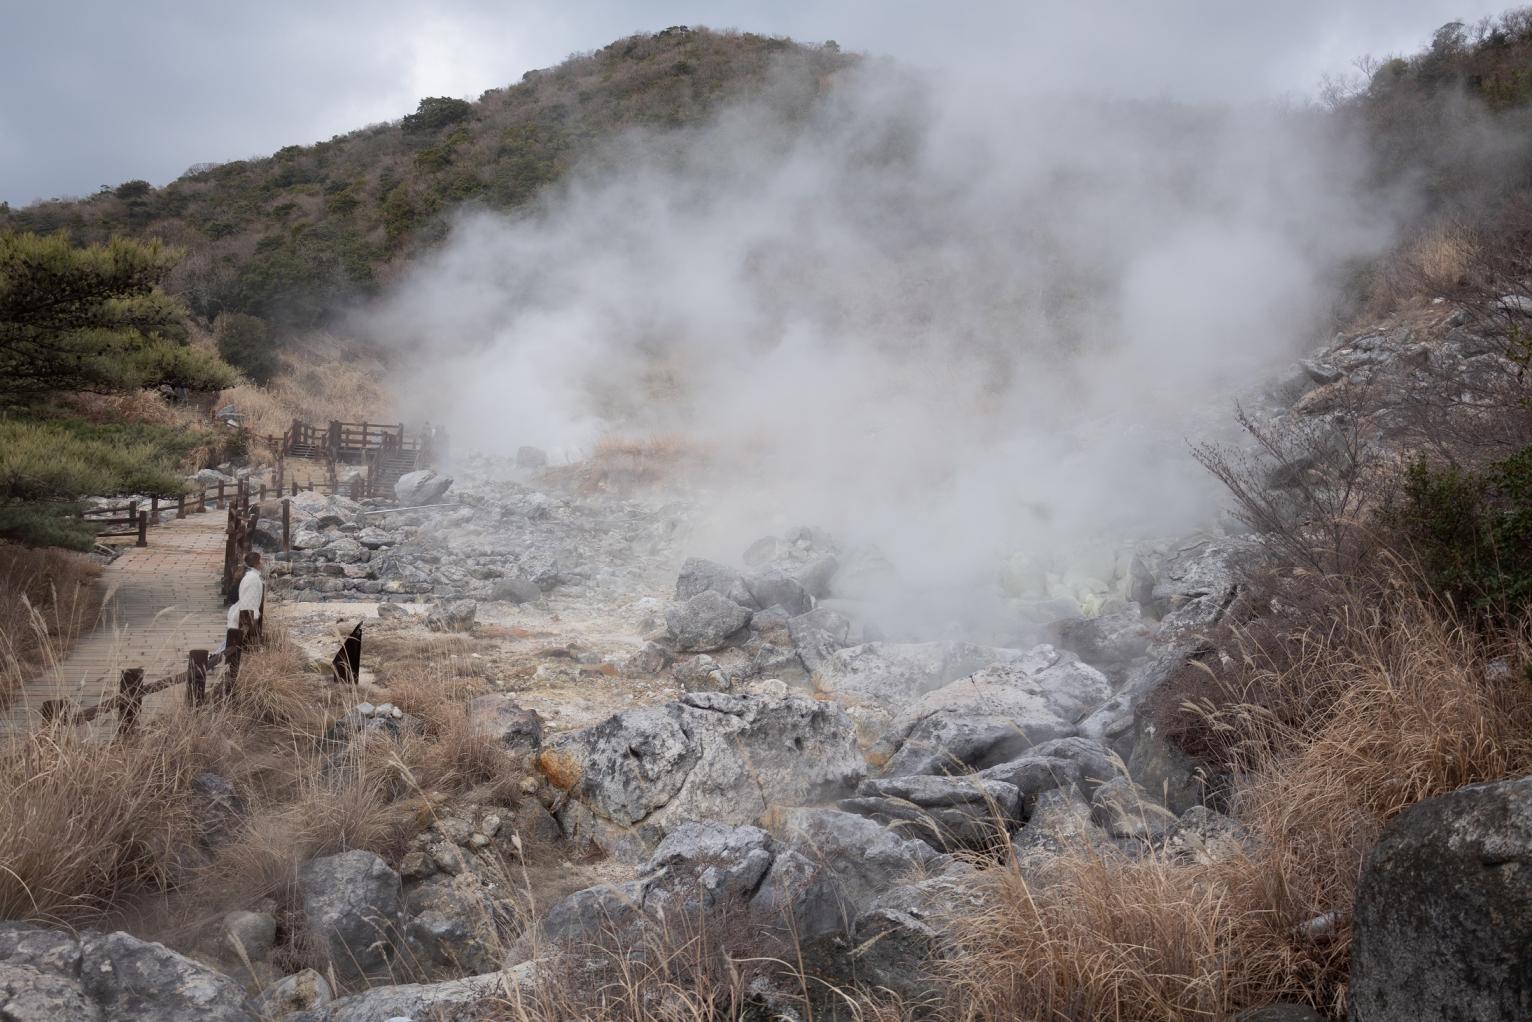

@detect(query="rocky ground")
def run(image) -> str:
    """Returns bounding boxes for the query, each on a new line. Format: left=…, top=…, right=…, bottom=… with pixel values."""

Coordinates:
left=4, top=299, right=1528, bottom=1020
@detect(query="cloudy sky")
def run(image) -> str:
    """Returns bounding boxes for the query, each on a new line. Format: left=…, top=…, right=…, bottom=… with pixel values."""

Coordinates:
left=0, top=0, right=1509, bottom=206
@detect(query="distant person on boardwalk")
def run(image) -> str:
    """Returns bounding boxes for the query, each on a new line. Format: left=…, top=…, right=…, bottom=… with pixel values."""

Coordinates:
left=226, top=550, right=265, bottom=633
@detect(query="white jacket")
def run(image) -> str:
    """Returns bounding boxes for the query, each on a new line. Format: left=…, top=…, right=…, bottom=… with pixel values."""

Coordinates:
left=227, top=568, right=265, bottom=630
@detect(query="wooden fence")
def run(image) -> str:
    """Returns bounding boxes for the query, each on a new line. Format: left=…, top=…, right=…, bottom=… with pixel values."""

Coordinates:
left=39, top=616, right=364, bottom=737
left=283, top=419, right=421, bottom=462
left=78, top=475, right=271, bottom=549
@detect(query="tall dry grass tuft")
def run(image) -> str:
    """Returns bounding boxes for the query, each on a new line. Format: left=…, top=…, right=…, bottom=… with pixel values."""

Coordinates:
left=228, top=629, right=346, bottom=738
left=0, top=544, right=103, bottom=705
left=1364, top=219, right=1478, bottom=315
left=394, top=713, right=522, bottom=801
left=0, top=714, right=212, bottom=922
left=221, top=349, right=393, bottom=439
left=488, top=906, right=904, bottom=1022
left=948, top=846, right=1289, bottom=1021
left=946, top=584, right=1532, bottom=1020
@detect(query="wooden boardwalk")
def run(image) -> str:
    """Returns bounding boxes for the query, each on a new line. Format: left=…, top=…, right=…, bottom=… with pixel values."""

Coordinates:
left=6, top=509, right=230, bottom=728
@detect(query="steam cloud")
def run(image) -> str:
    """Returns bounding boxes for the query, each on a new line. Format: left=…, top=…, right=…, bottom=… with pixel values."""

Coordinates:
left=365, top=53, right=1400, bottom=628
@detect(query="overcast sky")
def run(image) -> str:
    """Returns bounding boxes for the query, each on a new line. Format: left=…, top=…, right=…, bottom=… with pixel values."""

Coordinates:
left=0, top=0, right=1510, bottom=206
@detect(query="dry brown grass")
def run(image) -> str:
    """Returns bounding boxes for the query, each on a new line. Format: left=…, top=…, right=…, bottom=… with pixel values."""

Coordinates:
left=487, top=907, right=907, bottom=1022
left=947, top=585, right=1532, bottom=1021
left=0, top=543, right=102, bottom=706
left=0, top=711, right=214, bottom=922
left=394, top=714, right=521, bottom=800
left=221, top=348, right=394, bottom=440
left=1404, top=220, right=1476, bottom=294
left=1363, top=219, right=1480, bottom=316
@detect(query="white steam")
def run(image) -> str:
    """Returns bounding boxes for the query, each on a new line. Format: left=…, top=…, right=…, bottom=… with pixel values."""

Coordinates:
left=364, top=55, right=1398, bottom=621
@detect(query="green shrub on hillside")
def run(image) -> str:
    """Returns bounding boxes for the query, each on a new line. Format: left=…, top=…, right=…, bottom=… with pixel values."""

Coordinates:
left=215, top=313, right=280, bottom=384
left=0, top=417, right=207, bottom=548
left=1384, top=445, right=1532, bottom=625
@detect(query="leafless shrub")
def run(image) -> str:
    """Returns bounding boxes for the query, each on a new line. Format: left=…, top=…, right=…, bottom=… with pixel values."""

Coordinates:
left=1192, top=401, right=1381, bottom=576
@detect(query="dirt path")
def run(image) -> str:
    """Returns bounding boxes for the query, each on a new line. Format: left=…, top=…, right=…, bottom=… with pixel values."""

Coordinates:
left=6, top=510, right=230, bottom=728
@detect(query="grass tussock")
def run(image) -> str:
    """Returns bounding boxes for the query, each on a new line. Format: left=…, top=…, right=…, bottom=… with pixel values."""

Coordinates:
left=490, top=904, right=902, bottom=1022
left=0, top=619, right=547, bottom=1001
left=949, top=583, right=1532, bottom=1021
left=0, top=543, right=102, bottom=705
left=220, top=349, right=393, bottom=440
left=0, top=714, right=212, bottom=922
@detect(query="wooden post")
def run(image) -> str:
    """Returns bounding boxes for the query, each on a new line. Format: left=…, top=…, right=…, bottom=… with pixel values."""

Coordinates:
left=223, top=628, right=242, bottom=696
left=128, top=500, right=138, bottom=535
left=186, top=649, right=209, bottom=707
left=217, top=480, right=225, bottom=505
left=118, top=668, right=145, bottom=737
left=135, top=509, right=148, bottom=547
left=176, top=492, right=186, bottom=519
left=258, top=484, right=266, bottom=501
left=150, top=494, right=159, bottom=523
left=222, top=504, right=238, bottom=597
left=291, top=479, right=298, bottom=497
left=282, top=498, right=291, bottom=555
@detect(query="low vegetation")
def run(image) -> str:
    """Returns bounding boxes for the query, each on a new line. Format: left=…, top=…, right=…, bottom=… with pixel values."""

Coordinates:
left=0, top=231, right=239, bottom=547
left=0, top=544, right=101, bottom=705
left=953, top=582, right=1532, bottom=1020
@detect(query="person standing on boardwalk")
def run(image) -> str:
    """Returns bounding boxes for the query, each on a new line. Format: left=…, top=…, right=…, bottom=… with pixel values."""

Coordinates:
left=226, top=550, right=264, bottom=637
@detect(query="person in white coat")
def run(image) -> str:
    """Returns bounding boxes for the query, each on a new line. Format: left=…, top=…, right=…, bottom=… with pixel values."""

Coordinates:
left=226, top=550, right=265, bottom=632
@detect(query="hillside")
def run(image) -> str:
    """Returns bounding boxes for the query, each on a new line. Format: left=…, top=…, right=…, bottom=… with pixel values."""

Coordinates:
left=0, top=28, right=853, bottom=335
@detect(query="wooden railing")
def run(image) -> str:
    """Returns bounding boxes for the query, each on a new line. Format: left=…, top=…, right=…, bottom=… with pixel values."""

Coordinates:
left=283, top=419, right=422, bottom=462
left=77, top=475, right=266, bottom=548
left=271, top=419, right=443, bottom=501
left=39, top=618, right=364, bottom=735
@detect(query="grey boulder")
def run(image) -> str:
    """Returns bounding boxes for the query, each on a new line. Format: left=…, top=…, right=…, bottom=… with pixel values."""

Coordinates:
left=872, top=647, right=1111, bottom=776
left=426, top=598, right=477, bottom=632
left=540, top=691, right=863, bottom=859
left=978, top=736, right=1124, bottom=803
left=674, top=558, right=745, bottom=602
left=840, top=774, right=1021, bottom=850
left=296, top=850, right=404, bottom=985
left=0, top=925, right=258, bottom=1022
left=290, top=965, right=534, bottom=1022
left=1090, top=775, right=1176, bottom=841
left=394, top=469, right=453, bottom=506
left=742, top=568, right=812, bottom=617
left=666, top=590, right=751, bottom=652
left=786, top=606, right=852, bottom=673
left=465, top=693, right=543, bottom=753
left=1350, top=774, right=1532, bottom=1022
left=1145, top=536, right=1252, bottom=632
left=1056, top=603, right=1153, bottom=671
